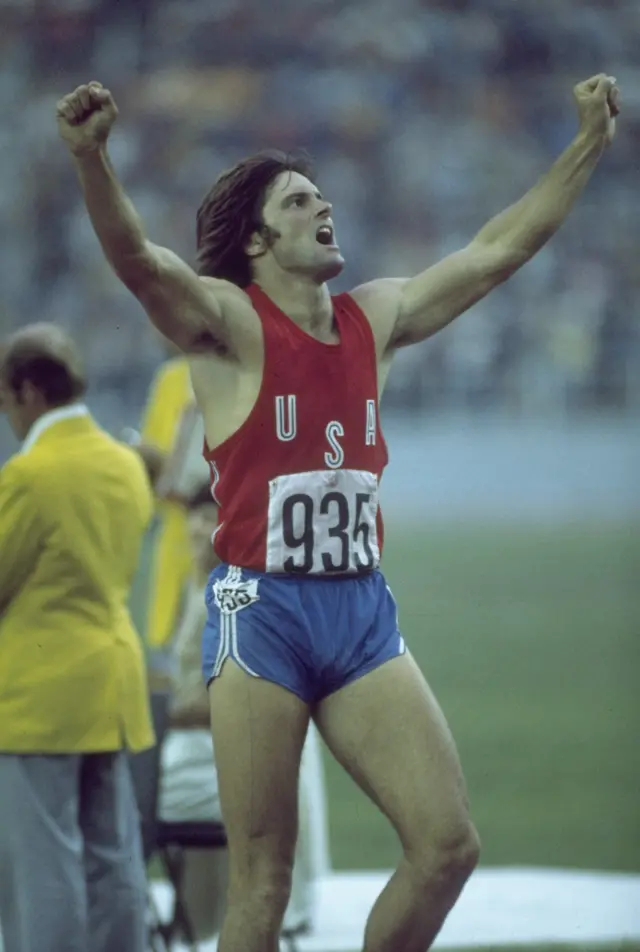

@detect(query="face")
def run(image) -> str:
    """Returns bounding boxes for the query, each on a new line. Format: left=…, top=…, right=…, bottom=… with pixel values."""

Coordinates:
left=188, top=502, right=219, bottom=575
left=250, top=171, right=345, bottom=283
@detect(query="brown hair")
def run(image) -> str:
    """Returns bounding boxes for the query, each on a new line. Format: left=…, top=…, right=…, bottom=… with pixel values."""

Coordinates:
left=0, top=323, right=87, bottom=406
left=196, top=149, right=315, bottom=287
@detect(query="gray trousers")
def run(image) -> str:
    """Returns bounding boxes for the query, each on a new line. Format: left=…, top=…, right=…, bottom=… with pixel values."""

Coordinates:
left=0, top=751, right=147, bottom=952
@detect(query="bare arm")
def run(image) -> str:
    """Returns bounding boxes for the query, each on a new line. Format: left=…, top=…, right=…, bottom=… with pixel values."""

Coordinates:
left=354, top=74, right=620, bottom=351
left=58, top=83, right=229, bottom=352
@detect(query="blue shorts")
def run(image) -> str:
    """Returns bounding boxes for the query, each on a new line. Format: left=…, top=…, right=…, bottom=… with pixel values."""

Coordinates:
left=202, top=564, right=406, bottom=705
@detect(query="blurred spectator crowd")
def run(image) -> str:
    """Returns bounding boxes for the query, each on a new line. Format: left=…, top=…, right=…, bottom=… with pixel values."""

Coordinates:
left=0, top=0, right=639, bottom=446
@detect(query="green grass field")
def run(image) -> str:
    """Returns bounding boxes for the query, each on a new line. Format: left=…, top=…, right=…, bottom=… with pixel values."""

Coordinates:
left=134, top=522, right=640, bottom=951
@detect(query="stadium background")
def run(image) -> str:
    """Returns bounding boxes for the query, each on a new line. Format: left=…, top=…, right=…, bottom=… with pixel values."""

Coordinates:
left=0, top=0, right=638, bottom=945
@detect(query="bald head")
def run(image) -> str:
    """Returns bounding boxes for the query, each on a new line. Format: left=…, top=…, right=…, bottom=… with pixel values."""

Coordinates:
left=0, top=323, right=86, bottom=407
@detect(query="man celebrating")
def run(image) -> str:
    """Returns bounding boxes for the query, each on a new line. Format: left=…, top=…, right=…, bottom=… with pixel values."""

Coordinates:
left=0, top=324, right=153, bottom=952
left=57, top=73, right=618, bottom=952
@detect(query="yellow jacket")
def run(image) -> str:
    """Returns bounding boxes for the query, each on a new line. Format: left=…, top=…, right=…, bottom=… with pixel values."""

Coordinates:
left=0, top=405, right=154, bottom=754
left=141, top=358, right=193, bottom=648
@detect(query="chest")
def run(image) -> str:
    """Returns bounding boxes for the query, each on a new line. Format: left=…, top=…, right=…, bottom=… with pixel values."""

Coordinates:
left=266, top=388, right=380, bottom=471
left=263, top=325, right=379, bottom=447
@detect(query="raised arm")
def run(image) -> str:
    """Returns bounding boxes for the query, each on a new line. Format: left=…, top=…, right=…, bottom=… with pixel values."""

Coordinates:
left=56, top=82, right=228, bottom=353
left=354, top=74, right=620, bottom=351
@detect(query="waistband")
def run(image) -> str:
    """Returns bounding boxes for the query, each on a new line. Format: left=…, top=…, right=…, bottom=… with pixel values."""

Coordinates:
left=214, top=564, right=378, bottom=583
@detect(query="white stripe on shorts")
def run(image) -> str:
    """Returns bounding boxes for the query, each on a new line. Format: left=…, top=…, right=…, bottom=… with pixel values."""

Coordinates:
left=210, top=566, right=260, bottom=681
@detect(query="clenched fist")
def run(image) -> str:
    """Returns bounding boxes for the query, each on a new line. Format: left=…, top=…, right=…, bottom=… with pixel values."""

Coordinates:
left=56, top=82, right=118, bottom=156
left=574, top=74, right=620, bottom=146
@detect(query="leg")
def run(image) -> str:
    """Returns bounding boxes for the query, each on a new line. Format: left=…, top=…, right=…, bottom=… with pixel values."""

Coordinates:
left=158, top=728, right=228, bottom=941
left=0, top=754, right=87, bottom=952
left=80, top=751, right=148, bottom=952
left=315, top=652, right=480, bottom=952
left=209, top=659, right=310, bottom=952
left=180, top=848, right=229, bottom=941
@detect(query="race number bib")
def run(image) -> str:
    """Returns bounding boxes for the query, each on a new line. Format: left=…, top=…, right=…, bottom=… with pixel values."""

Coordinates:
left=266, top=469, right=380, bottom=575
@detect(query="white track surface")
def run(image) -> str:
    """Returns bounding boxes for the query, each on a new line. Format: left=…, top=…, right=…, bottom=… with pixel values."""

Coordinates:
left=151, top=866, right=640, bottom=950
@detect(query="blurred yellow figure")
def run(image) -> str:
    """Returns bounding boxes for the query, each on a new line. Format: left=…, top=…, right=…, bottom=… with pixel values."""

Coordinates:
left=140, top=356, right=194, bottom=648
left=0, top=323, right=153, bottom=952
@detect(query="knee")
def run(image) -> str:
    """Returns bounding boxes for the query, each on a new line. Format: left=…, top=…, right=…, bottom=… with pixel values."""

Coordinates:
left=408, top=819, right=480, bottom=893
left=450, top=821, right=481, bottom=882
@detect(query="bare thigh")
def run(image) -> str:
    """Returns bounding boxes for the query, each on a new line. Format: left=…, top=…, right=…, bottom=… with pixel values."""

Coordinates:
left=208, top=659, right=310, bottom=886
left=315, top=652, right=473, bottom=855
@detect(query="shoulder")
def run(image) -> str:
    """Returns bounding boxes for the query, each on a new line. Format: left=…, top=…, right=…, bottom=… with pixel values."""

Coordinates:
left=199, top=277, right=263, bottom=357
left=348, top=278, right=408, bottom=357
left=200, top=277, right=254, bottom=316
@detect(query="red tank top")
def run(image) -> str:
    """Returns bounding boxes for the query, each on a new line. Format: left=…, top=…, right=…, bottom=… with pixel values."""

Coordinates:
left=203, top=283, right=389, bottom=574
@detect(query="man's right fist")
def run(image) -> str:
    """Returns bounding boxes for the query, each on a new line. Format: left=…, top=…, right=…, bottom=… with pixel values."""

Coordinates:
left=56, top=82, right=118, bottom=155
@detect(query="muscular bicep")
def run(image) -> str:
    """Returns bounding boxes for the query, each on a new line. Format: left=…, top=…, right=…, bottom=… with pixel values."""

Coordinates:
left=118, top=242, right=230, bottom=353
left=355, top=243, right=512, bottom=352
left=393, top=244, right=511, bottom=346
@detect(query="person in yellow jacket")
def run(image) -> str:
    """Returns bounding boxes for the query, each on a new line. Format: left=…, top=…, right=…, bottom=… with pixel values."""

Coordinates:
left=138, top=355, right=194, bottom=649
left=0, top=324, right=154, bottom=952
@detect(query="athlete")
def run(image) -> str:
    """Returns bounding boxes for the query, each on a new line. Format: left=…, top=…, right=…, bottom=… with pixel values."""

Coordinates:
left=57, top=73, right=619, bottom=952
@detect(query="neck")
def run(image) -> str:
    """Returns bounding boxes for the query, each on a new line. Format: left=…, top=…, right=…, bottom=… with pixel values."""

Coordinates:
left=254, top=272, right=333, bottom=332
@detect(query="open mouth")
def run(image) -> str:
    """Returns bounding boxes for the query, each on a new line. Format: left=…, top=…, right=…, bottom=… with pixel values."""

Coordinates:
left=315, top=224, right=336, bottom=246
